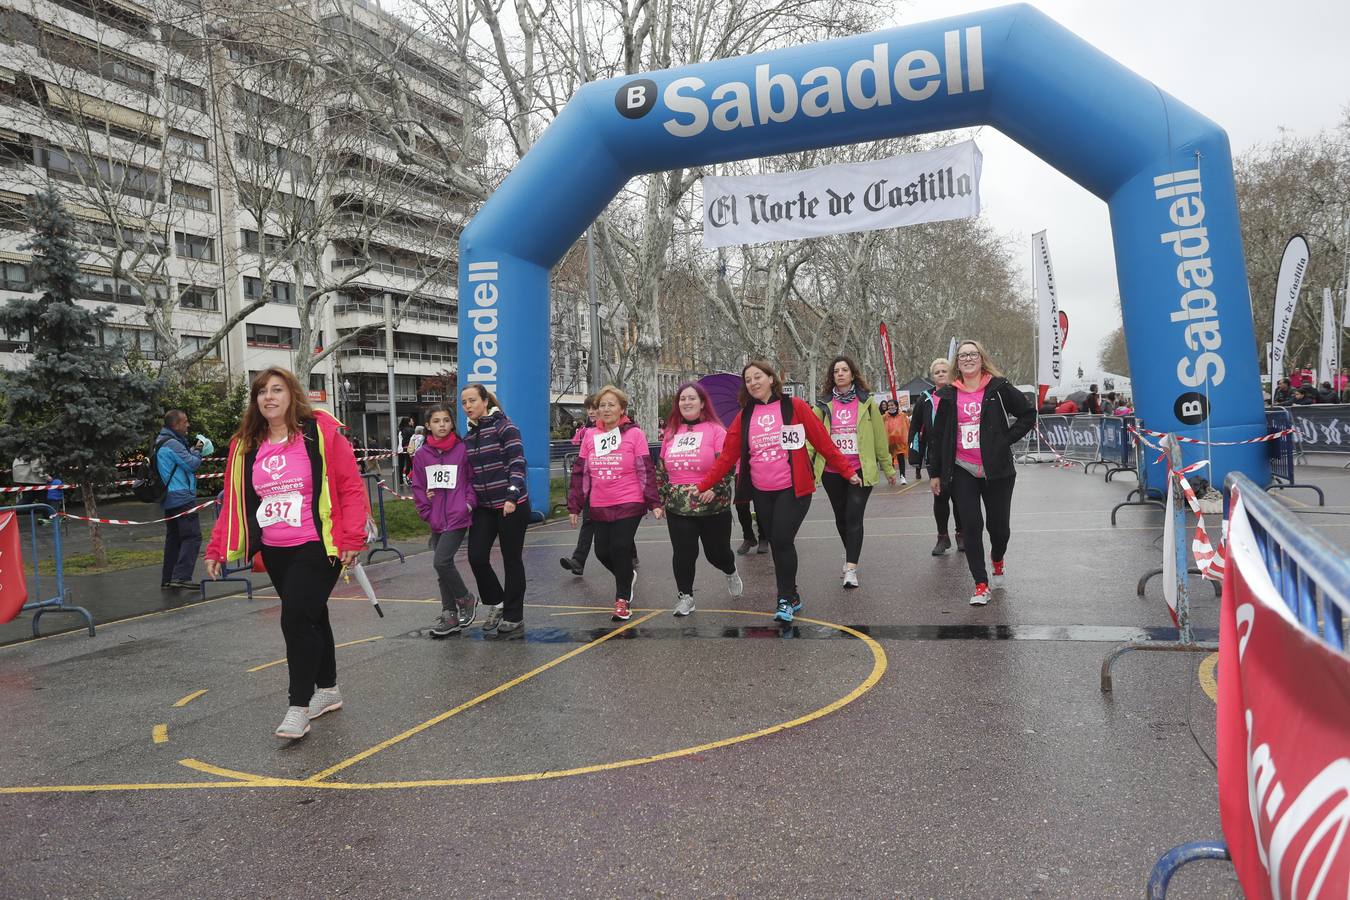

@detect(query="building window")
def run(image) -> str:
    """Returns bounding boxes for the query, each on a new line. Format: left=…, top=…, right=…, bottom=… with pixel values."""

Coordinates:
left=239, top=229, right=289, bottom=255
left=84, top=275, right=165, bottom=304
left=167, top=130, right=209, bottom=162
left=174, top=231, right=215, bottom=261
left=246, top=323, right=297, bottom=348
left=178, top=284, right=218, bottom=310
left=101, top=325, right=159, bottom=357
left=1, top=261, right=29, bottom=291
left=180, top=334, right=219, bottom=357
left=166, top=78, right=205, bottom=112
left=243, top=275, right=296, bottom=304
left=171, top=182, right=212, bottom=212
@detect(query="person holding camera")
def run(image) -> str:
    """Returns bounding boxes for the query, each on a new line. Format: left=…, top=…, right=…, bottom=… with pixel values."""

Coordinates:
left=157, top=409, right=205, bottom=589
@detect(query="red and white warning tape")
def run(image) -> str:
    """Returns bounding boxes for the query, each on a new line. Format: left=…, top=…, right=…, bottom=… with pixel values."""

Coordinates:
left=1034, top=424, right=1078, bottom=468
left=1128, top=424, right=1291, bottom=446
left=1130, top=430, right=1225, bottom=584
left=376, top=479, right=413, bottom=501
left=58, top=499, right=220, bottom=526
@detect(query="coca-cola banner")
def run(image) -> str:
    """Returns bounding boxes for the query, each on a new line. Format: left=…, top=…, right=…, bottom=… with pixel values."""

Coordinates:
left=702, top=141, right=982, bottom=248
left=1216, top=488, right=1350, bottom=898
left=1284, top=403, right=1350, bottom=453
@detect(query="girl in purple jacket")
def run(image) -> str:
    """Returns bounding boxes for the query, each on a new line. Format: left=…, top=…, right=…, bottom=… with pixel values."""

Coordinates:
left=411, top=404, right=478, bottom=637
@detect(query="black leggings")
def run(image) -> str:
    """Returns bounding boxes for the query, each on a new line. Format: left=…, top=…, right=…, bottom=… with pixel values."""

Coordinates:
left=949, top=467, right=1015, bottom=584
left=260, top=541, right=342, bottom=707
left=820, top=471, right=873, bottom=564
left=929, top=466, right=963, bottom=535
left=734, top=478, right=758, bottom=542
left=468, top=499, right=530, bottom=622
left=593, top=513, right=642, bottom=601
left=666, top=511, right=736, bottom=595
left=752, top=487, right=812, bottom=599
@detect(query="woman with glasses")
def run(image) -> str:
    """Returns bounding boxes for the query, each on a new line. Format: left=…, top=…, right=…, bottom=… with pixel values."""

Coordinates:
left=927, top=341, right=1035, bottom=606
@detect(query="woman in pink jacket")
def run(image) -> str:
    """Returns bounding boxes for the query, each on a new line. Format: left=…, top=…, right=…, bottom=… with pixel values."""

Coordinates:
left=568, top=385, right=662, bottom=622
left=205, top=367, right=369, bottom=740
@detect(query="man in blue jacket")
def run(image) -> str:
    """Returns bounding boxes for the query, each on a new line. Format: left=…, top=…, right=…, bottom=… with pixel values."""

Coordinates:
left=157, top=409, right=204, bottom=589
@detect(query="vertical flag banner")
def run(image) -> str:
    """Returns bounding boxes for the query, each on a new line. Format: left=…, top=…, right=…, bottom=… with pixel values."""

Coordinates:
left=1033, top=231, right=1062, bottom=406
left=1270, top=235, right=1310, bottom=399
left=879, top=323, right=899, bottom=403
left=1319, top=286, right=1336, bottom=385
left=1058, top=311, right=1069, bottom=350
left=947, top=336, right=958, bottom=366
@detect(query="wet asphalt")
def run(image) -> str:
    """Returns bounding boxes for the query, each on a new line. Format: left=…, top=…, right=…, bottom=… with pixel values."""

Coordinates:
left=4, top=461, right=1347, bottom=898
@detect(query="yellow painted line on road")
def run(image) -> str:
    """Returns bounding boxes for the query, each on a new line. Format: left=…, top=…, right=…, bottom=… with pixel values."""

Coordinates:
left=152, top=724, right=168, bottom=744
left=0, top=780, right=294, bottom=794
left=177, top=758, right=310, bottom=786
left=302, top=611, right=663, bottom=784
left=173, top=689, right=207, bottom=707
left=247, top=636, right=384, bottom=673
left=1198, top=652, right=1218, bottom=704
left=549, top=608, right=659, bottom=617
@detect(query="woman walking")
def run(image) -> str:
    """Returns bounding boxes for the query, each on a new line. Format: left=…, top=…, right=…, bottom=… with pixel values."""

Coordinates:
left=909, top=358, right=963, bottom=556
left=810, top=355, right=896, bottom=589
left=882, top=400, right=910, bottom=485
left=410, top=404, right=478, bottom=638
left=205, top=367, right=369, bottom=740
left=568, top=386, right=662, bottom=621
left=657, top=382, right=743, bottom=617
left=696, top=361, right=859, bottom=623
left=560, top=395, right=598, bottom=576
left=927, top=341, right=1036, bottom=606
left=461, top=384, right=530, bottom=639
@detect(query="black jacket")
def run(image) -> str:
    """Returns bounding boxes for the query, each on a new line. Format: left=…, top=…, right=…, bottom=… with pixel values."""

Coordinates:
left=927, top=377, right=1036, bottom=488
left=907, top=391, right=937, bottom=468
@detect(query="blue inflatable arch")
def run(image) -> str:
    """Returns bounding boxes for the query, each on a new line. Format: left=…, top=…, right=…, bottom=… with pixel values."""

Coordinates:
left=459, top=2, right=1267, bottom=505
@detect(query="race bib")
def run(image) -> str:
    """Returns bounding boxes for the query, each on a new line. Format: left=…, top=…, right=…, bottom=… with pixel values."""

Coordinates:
left=670, top=431, right=702, bottom=454
left=425, top=464, right=457, bottom=491
left=593, top=430, right=621, bottom=458
left=779, top=424, right=806, bottom=450
left=257, top=491, right=302, bottom=528
left=831, top=431, right=858, bottom=455
left=959, top=423, right=981, bottom=450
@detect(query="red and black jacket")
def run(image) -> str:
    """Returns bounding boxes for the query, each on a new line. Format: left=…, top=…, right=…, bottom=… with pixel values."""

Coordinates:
left=697, top=395, right=855, bottom=498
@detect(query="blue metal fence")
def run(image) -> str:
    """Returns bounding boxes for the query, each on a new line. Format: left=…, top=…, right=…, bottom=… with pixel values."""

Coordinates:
left=1265, top=407, right=1325, bottom=505
left=4, top=503, right=94, bottom=637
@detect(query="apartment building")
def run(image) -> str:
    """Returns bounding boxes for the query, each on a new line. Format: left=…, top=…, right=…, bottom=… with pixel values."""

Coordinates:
left=0, top=0, right=478, bottom=447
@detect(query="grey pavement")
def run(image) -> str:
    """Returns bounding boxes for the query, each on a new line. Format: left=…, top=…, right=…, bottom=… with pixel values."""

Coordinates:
left=1, top=461, right=1347, bottom=897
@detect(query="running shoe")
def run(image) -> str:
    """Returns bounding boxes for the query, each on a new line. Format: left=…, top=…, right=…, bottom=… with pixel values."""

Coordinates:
left=899, top=475, right=909, bottom=485
left=726, top=566, right=743, bottom=597
left=932, top=535, right=951, bottom=556
left=990, top=560, right=1005, bottom=588
left=969, top=583, right=990, bottom=606
left=275, top=706, right=310, bottom=740
left=791, top=594, right=803, bottom=614
left=736, top=538, right=756, bottom=555
left=559, top=556, right=584, bottom=576
left=482, top=603, right=504, bottom=632
left=429, top=610, right=462, bottom=638
left=955, top=531, right=966, bottom=552
left=486, top=620, right=524, bottom=640
left=757, top=538, right=771, bottom=554
left=774, top=598, right=794, bottom=623
left=307, top=686, right=342, bottom=719
left=673, top=592, right=696, bottom=617
left=613, top=598, right=632, bottom=621
left=456, top=595, right=480, bottom=628
left=843, top=568, right=859, bottom=589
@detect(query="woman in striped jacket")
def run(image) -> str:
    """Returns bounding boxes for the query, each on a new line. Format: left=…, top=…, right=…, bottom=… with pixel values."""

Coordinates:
left=461, top=384, right=530, bottom=640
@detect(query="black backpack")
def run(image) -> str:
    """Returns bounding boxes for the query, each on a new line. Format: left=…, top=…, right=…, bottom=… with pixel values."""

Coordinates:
left=131, top=436, right=174, bottom=503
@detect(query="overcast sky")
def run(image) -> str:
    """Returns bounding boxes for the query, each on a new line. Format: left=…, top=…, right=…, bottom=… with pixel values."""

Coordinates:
left=894, top=0, right=1349, bottom=375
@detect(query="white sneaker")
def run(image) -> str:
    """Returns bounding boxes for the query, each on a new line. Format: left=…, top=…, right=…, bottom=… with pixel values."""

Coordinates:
left=899, top=475, right=909, bottom=485
left=482, top=603, right=504, bottom=632
left=843, top=568, right=859, bottom=589
left=308, top=685, right=342, bottom=719
left=275, top=706, right=310, bottom=740
left=969, top=583, right=990, bottom=606
left=674, top=592, right=696, bottom=617
left=726, top=567, right=743, bottom=597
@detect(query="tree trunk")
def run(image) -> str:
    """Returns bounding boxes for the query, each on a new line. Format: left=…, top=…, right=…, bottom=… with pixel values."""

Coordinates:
left=80, top=482, right=108, bottom=569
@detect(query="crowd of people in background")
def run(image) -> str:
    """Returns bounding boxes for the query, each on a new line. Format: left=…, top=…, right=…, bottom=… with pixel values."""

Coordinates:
left=1271, top=365, right=1350, bottom=405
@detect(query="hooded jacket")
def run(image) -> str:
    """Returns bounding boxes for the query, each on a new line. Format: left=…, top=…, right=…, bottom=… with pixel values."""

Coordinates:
left=205, top=409, right=369, bottom=564
left=926, top=376, right=1035, bottom=489
left=411, top=434, right=477, bottom=533
left=155, top=426, right=202, bottom=510
left=808, top=389, right=895, bottom=486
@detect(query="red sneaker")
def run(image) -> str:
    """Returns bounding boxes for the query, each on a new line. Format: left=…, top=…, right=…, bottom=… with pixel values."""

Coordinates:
left=969, top=583, right=990, bottom=606
left=991, top=560, right=1005, bottom=588
left=613, top=598, right=631, bottom=621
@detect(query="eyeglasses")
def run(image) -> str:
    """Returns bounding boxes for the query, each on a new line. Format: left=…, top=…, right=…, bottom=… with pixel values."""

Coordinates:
left=956, top=352, right=981, bottom=361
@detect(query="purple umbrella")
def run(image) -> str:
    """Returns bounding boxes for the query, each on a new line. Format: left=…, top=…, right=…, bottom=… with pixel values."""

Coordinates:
left=697, top=372, right=743, bottom=426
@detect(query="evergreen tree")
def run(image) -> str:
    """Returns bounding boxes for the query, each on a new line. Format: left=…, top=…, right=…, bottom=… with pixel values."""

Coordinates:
left=0, top=188, right=159, bottom=567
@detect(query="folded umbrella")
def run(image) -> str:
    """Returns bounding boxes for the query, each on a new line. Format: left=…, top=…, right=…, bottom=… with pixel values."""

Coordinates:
left=346, top=562, right=384, bottom=617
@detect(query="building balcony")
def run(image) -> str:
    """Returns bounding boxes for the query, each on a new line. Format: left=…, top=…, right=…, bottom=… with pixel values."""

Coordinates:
left=337, top=344, right=455, bottom=364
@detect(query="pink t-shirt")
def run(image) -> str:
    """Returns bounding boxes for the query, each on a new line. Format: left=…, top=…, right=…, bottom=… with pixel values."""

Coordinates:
left=955, top=378, right=990, bottom=471
left=661, top=421, right=726, bottom=486
left=252, top=435, right=320, bottom=547
left=746, top=403, right=794, bottom=491
left=824, top=398, right=862, bottom=475
left=580, top=425, right=648, bottom=508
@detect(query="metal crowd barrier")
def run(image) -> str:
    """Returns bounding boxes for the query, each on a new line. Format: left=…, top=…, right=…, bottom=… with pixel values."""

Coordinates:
left=1146, top=471, right=1350, bottom=897
left=5, top=502, right=94, bottom=637
left=1110, top=419, right=1166, bottom=525
left=363, top=472, right=405, bottom=565
left=1096, top=415, right=1135, bottom=482
left=1264, top=407, right=1325, bottom=506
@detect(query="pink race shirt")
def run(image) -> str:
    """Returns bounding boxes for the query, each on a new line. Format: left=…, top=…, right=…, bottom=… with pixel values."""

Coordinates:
left=824, top=398, right=862, bottom=475
left=662, top=421, right=726, bottom=486
left=955, top=382, right=988, bottom=470
left=747, top=403, right=794, bottom=491
left=252, top=435, right=320, bottom=547
left=581, top=425, right=647, bottom=509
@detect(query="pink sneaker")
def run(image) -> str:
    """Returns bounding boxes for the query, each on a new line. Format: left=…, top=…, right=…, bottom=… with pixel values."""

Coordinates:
left=969, top=583, right=990, bottom=606
left=991, top=560, right=1005, bottom=588
left=613, top=598, right=631, bottom=621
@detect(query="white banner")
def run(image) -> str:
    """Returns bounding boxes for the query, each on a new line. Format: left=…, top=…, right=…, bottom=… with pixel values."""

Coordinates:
left=702, top=140, right=982, bottom=248
left=1270, top=235, right=1310, bottom=398
left=1033, top=230, right=1062, bottom=389
left=1319, top=286, right=1336, bottom=385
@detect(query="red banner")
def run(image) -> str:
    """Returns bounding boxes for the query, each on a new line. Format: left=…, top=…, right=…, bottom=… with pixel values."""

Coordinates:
left=1217, top=488, right=1350, bottom=899
left=0, top=512, right=28, bottom=624
left=879, top=323, right=899, bottom=403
